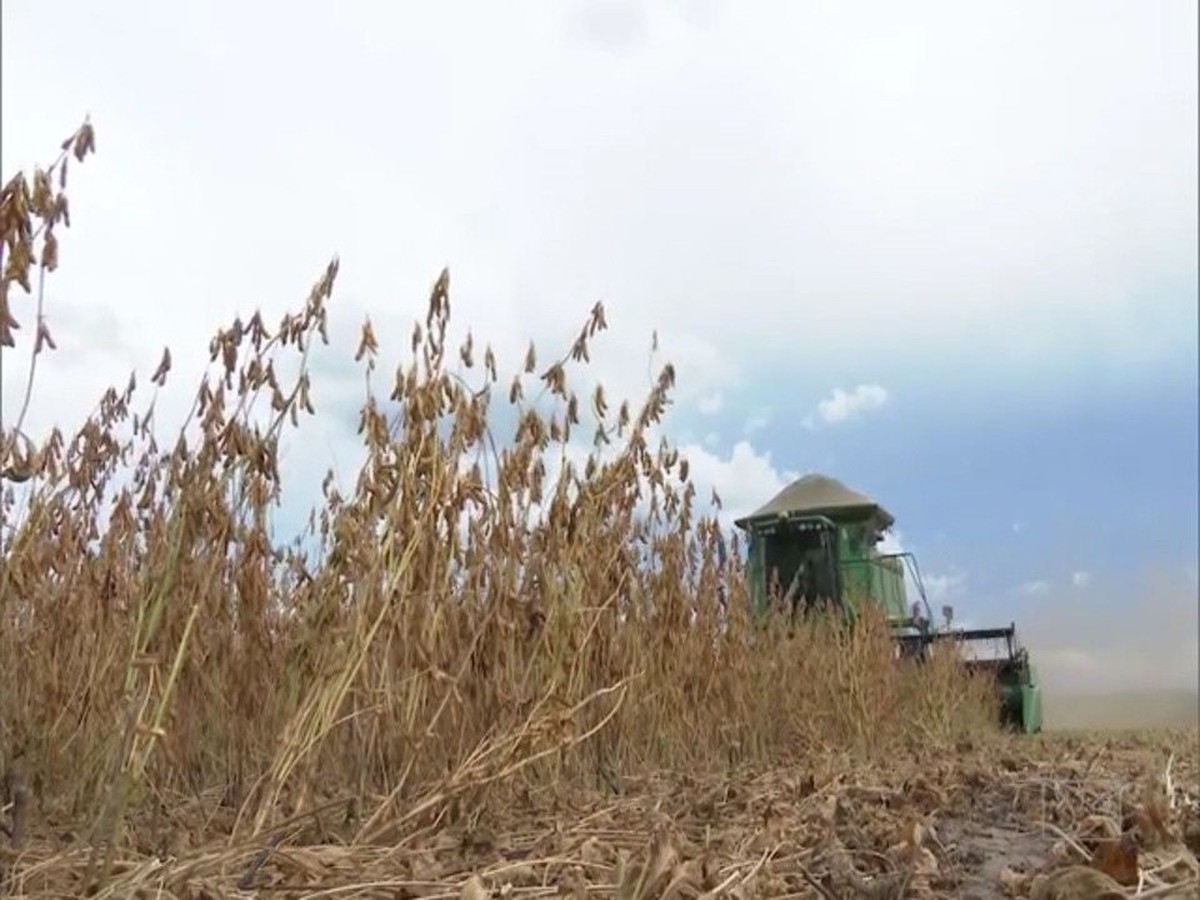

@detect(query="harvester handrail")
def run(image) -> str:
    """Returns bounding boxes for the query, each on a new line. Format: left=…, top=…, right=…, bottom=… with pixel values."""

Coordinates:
left=841, top=550, right=935, bottom=623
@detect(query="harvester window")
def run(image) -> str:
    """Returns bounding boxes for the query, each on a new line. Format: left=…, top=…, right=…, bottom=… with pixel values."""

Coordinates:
left=762, top=523, right=837, bottom=613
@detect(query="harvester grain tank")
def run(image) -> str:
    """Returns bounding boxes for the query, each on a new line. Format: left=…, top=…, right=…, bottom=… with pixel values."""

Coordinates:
left=733, top=473, right=1043, bottom=733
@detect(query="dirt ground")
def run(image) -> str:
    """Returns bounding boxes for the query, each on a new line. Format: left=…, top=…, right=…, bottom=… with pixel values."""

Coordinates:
left=7, top=728, right=1197, bottom=898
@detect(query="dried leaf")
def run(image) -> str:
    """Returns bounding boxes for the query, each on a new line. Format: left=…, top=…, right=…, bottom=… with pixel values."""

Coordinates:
left=1090, top=833, right=1139, bottom=886
left=151, top=346, right=172, bottom=386
left=459, top=875, right=488, bottom=900
left=1030, top=865, right=1127, bottom=900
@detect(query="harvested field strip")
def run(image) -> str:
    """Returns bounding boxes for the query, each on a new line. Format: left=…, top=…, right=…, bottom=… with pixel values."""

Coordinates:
left=3, top=731, right=1197, bottom=897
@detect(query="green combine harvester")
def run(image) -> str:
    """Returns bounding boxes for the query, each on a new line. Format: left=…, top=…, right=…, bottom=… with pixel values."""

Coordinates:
left=734, top=473, right=1043, bottom=733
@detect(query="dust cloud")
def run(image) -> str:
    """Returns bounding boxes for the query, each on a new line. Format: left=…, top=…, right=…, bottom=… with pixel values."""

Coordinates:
left=1018, top=565, right=1198, bottom=731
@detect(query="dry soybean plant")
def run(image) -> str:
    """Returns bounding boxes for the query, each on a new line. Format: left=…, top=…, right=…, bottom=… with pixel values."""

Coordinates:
left=0, top=121, right=1002, bottom=890
left=0, top=117, right=96, bottom=485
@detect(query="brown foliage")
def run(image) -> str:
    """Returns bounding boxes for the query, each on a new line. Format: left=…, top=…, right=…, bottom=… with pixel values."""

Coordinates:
left=0, top=121, right=1015, bottom=894
left=1090, top=833, right=1139, bottom=886
left=0, top=118, right=96, bottom=483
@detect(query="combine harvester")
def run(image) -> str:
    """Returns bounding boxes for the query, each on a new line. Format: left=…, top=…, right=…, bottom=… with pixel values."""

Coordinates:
left=734, top=473, right=1043, bottom=733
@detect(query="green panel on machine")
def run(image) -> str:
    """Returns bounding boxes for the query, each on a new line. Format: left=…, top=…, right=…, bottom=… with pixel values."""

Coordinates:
left=836, top=525, right=908, bottom=621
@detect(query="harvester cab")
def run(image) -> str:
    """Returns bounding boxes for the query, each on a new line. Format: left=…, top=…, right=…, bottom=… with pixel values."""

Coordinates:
left=733, top=474, right=1043, bottom=733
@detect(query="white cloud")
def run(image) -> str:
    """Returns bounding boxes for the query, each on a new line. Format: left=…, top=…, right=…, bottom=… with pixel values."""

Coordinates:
left=1071, top=570, right=1091, bottom=588
left=697, top=391, right=723, bottom=415
left=0, top=0, right=1192, bottom=461
left=1011, top=522, right=1023, bottom=534
left=565, top=0, right=649, bottom=52
left=742, top=411, right=770, bottom=435
left=806, top=384, right=889, bottom=428
left=923, top=570, right=968, bottom=606
left=681, top=439, right=797, bottom=531
left=1018, top=579, right=1050, bottom=596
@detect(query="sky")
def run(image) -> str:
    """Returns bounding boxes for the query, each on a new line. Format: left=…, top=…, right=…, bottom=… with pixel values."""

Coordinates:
left=2, top=0, right=1196, bottom=697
